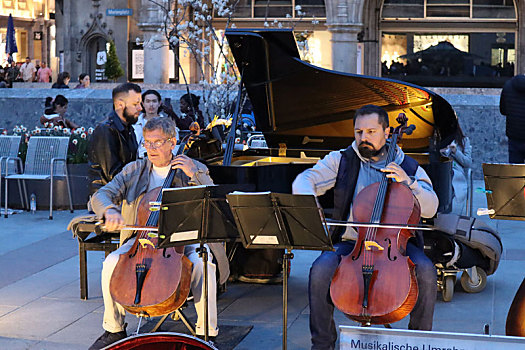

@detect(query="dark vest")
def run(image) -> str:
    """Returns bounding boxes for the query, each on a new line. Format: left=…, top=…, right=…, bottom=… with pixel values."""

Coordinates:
left=330, top=146, right=419, bottom=244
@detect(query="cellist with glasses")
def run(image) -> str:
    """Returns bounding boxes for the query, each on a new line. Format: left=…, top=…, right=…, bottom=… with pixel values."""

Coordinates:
left=88, top=117, right=229, bottom=350
left=292, top=105, right=439, bottom=350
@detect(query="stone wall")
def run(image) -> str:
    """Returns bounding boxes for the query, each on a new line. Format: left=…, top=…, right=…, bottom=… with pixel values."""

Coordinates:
left=0, top=85, right=204, bottom=132
left=0, top=86, right=506, bottom=179
left=430, top=88, right=505, bottom=180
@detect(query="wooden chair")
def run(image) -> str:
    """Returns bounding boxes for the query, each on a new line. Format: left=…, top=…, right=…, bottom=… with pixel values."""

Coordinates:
left=70, top=218, right=120, bottom=300
left=4, top=136, right=73, bottom=219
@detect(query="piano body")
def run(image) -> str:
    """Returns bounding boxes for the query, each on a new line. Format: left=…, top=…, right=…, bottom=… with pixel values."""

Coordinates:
left=207, top=28, right=458, bottom=213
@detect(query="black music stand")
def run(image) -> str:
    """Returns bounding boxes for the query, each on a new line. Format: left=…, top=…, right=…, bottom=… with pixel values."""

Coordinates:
left=483, top=163, right=525, bottom=221
left=157, top=184, right=244, bottom=342
left=226, top=192, right=333, bottom=350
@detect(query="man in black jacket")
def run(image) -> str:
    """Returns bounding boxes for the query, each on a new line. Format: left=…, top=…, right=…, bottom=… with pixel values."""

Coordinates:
left=500, top=75, right=525, bottom=163
left=88, top=83, right=142, bottom=193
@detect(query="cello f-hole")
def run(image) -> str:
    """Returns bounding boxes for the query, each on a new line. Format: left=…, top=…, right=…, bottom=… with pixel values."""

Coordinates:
left=129, top=244, right=139, bottom=258
left=352, top=241, right=365, bottom=261
left=162, top=248, right=171, bottom=258
left=385, top=238, right=397, bottom=261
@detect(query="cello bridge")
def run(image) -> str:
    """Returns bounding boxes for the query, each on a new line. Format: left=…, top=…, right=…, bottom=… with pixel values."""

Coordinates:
left=364, top=240, right=384, bottom=251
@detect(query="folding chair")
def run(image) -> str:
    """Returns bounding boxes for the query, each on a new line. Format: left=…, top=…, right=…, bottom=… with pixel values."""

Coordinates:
left=5, top=136, right=73, bottom=220
left=0, top=135, right=24, bottom=210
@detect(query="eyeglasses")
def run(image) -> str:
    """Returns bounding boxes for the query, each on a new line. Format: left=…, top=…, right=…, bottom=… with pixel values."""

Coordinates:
left=142, top=138, right=172, bottom=150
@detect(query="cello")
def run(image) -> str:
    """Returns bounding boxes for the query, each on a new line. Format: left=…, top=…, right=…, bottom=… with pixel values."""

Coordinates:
left=506, top=278, right=525, bottom=336
left=330, top=113, right=420, bottom=326
left=109, top=163, right=192, bottom=318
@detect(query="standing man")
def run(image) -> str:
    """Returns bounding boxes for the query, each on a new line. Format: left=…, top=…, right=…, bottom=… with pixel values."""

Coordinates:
left=36, top=61, right=52, bottom=83
left=18, top=56, right=36, bottom=82
left=5, top=61, right=19, bottom=87
left=88, top=82, right=142, bottom=194
left=134, top=89, right=179, bottom=158
left=88, top=117, right=226, bottom=349
left=500, top=74, right=525, bottom=163
left=293, top=105, right=439, bottom=350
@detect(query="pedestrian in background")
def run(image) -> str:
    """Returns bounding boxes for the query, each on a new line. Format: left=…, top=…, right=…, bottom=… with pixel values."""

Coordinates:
left=133, top=89, right=178, bottom=158
left=40, top=95, right=79, bottom=129
left=52, top=71, right=70, bottom=89
left=176, top=93, right=205, bottom=131
left=37, top=62, right=52, bottom=83
left=500, top=74, right=525, bottom=163
left=88, top=83, right=142, bottom=194
left=33, top=59, right=41, bottom=81
left=5, top=61, right=19, bottom=88
left=18, top=56, right=36, bottom=82
left=75, top=73, right=90, bottom=89
left=440, top=124, right=472, bottom=215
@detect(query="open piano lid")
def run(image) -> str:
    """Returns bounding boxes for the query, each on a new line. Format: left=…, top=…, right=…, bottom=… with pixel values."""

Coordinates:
left=225, top=29, right=458, bottom=152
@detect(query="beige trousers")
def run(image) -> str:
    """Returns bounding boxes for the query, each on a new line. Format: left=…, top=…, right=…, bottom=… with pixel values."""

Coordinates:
left=101, top=240, right=218, bottom=336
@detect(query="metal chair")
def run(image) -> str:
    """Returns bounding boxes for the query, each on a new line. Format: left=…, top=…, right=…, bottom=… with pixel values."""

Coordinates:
left=5, top=136, right=73, bottom=219
left=0, top=135, right=24, bottom=210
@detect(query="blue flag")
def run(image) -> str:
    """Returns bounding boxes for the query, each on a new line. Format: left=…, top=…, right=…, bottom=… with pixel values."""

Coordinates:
left=6, top=14, right=18, bottom=55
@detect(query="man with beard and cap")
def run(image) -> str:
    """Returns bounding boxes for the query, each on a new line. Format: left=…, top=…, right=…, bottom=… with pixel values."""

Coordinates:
left=292, top=104, right=439, bottom=350
left=88, top=83, right=142, bottom=194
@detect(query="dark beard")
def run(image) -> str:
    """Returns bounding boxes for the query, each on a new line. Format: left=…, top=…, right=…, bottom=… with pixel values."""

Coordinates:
left=123, top=106, right=138, bottom=125
left=358, top=142, right=383, bottom=159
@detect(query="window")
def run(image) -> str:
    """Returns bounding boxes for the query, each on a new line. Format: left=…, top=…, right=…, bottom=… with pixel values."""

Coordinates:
left=229, top=0, right=325, bottom=18
left=380, top=0, right=516, bottom=86
left=381, top=32, right=515, bottom=87
left=382, top=0, right=516, bottom=19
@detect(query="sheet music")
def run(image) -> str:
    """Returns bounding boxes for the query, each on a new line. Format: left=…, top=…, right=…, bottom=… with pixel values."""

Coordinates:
left=162, top=184, right=215, bottom=193
left=170, top=230, right=199, bottom=242
left=229, top=191, right=271, bottom=195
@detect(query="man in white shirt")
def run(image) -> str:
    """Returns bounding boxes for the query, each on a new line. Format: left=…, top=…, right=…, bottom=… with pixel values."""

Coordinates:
left=18, top=56, right=36, bottom=82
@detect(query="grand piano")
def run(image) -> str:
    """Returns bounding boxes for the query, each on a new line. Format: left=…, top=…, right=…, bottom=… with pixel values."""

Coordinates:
left=206, top=28, right=458, bottom=213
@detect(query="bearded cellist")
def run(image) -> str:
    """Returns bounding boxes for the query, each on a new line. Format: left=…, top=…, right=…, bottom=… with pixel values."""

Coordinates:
left=292, top=105, right=439, bottom=350
left=88, top=117, right=229, bottom=350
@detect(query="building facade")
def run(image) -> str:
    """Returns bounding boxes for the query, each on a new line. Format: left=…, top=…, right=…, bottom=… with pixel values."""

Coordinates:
left=0, top=0, right=55, bottom=66
left=55, top=0, right=523, bottom=87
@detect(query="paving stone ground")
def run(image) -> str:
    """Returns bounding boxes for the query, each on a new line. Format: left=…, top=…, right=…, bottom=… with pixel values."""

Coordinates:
left=0, top=180, right=522, bottom=349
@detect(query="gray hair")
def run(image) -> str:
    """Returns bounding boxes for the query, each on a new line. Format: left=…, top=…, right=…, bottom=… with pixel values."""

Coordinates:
left=143, top=117, right=178, bottom=139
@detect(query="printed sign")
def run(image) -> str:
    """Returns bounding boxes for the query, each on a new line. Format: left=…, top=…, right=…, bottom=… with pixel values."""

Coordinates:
left=131, top=49, right=176, bottom=80
left=95, top=68, right=106, bottom=82
left=106, top=8, right=133, bottom=16
left=96, top=51, right=107, bottom=65
left=340, top=326, right=525, bottom=350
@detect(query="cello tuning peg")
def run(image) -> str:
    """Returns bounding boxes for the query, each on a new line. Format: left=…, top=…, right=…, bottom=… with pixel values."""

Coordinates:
left=149, top=201, right=161, bottom=206
left=149, top=206, right=160, bottom=212
left=161, top=206, right=168, bottom=210
left=404, top=124, right=416, bottom=135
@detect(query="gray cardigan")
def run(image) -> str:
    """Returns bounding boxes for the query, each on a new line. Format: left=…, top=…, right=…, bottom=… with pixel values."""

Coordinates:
left=89, top=157, right=230, bottom=284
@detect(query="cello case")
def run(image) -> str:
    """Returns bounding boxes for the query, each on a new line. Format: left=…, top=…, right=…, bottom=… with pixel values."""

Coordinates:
left=431, top=213, right=502, bottom=275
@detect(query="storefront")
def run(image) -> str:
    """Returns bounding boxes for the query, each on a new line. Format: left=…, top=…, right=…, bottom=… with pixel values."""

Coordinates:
left=379, top=0, right=516, bottom=87
left=0, top=0, right=55, bottom=65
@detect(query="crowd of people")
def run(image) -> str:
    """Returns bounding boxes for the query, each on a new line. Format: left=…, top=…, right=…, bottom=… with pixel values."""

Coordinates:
left=0, top=56, right=92, bottom=89
left=40, top=86, right=207, bottom=159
